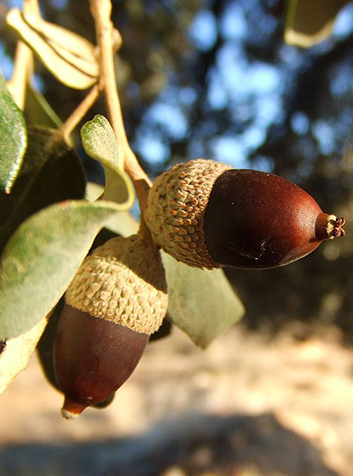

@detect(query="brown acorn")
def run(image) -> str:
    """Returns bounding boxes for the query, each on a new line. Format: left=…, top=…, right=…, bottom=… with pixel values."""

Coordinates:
left=53, top=233, right=168, bottom=419
left=145, top=159, right=345, bottom=269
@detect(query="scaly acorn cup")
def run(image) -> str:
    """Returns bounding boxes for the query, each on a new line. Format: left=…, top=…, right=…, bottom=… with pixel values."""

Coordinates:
left=53, top=233, right=168, bottom=420
left=145, top=159, right=345, bottom=269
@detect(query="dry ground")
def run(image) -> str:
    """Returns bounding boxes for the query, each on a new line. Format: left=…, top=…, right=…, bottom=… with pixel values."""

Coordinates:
left=1, top=324, right=353, bottom=476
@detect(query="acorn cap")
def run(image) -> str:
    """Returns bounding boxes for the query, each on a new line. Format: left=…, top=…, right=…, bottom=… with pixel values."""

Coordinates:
left=145, top=159, right=232, bottom=269
left=65, top=234, right=168, bottom=335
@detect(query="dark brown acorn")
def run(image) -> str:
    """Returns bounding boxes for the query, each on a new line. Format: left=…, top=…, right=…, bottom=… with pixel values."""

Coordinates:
left=53, top=234, right=168, bottom=419
left=145, top=159, right=345, bottom=269
left=54, top=305, right=149, bottom=418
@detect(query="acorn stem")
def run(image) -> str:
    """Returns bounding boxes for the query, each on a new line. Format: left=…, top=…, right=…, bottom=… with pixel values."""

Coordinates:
left=58, top=84, right=101, bottom=142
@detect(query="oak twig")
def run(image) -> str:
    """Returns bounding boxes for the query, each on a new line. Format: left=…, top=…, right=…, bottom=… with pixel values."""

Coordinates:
left=58, top=85, right=101, bottom=143
left=89, top=0, right=152, bottom=220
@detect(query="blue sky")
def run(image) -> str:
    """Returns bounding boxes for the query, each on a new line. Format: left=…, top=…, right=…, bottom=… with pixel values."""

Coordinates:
left=2, top=0, right=353, bottom=174
left=133, top=1, right=353, bottom=171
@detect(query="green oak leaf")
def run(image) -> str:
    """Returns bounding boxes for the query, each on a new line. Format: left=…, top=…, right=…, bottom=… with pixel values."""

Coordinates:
left=6, top=9, right=98, bottom=90
left=81, top=115, right=135, bottom=206
left=0, top=200, right=130, bottom=340
left=0, top=127, right=86, bottom=254
left=25, top=84, right=62, bottom=128
left=284, top=0, right=349, bottom=47
left=0, top=70, right=27, bottom=193
left=0, top=315, right=48, bottom=395
left=162, top=253, right=245, bottom=348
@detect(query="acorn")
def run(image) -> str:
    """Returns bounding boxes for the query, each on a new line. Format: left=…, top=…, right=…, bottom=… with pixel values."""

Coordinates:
left=53, top=233, right=168, bottom=419
left=145, top=159, right=345, bottom=269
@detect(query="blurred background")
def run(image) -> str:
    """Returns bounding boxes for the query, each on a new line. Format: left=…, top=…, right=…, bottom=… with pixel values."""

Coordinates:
left=1, top=0, right=352, bottom=336
left=1, top=0, right=353, bottom=475
left=2, top=0, right=352, bottom=337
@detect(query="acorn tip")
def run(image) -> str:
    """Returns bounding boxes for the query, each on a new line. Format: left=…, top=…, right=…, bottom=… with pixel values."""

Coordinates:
left=327, top=215, right=346, bottom=239
left=61, top=398, right=87, bottom=420
left=315, top=213, right=346, bottom=241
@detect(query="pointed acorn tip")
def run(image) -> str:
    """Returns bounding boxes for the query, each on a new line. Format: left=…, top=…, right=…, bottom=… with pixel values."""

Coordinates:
left=315, top=214, right=346, bottom=241
left=61, top=398, right=88, bottom=420
left=331, top=216, right=346, bottom=238
left=325, top=215, right=346, bottom=239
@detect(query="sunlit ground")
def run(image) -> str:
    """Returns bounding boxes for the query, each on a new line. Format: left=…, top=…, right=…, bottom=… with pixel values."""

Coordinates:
left=1, top=325, right=353, bottom=476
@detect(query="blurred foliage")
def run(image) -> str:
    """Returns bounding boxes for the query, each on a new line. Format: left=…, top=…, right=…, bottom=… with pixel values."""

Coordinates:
left=1, top=0, right=352, bottom=338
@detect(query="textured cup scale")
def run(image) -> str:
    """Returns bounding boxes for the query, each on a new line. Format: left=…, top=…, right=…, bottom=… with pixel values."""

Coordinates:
left=145, top=159, right=231, bottom=268
left=65, top=234, right=168, bottom=335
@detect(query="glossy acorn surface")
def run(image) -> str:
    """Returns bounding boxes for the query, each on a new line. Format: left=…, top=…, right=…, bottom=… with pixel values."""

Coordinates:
left=204, top=169, right=345, bottom=269
left=53, top=304, right=149, bottom=419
